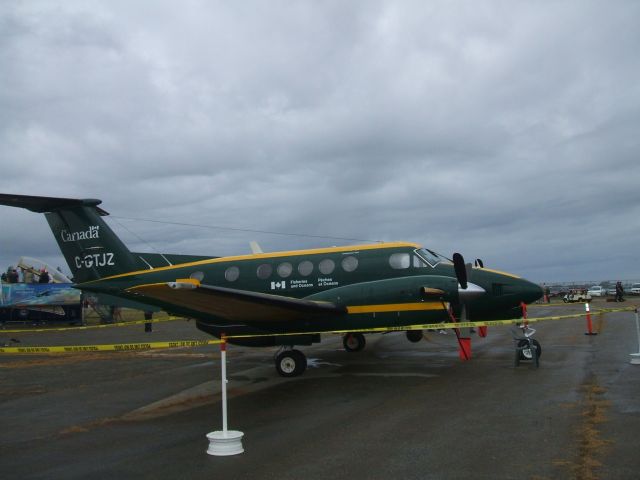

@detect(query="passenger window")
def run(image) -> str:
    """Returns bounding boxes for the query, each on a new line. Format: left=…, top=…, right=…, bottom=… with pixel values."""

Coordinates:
left=190, top=271, right=205, bottom=281
left=341, top=256, right=358, bottom=272
left=225, top=266, right=240, bottom=281
left=257, top=264, right=272, bottom=279
left=389, top=253, right=410, bottom=269
left=298, top=260, right=313, bottom=276
left=277, top=262, right=293, bottom=278
left=319, top=258, right=335, bottom=275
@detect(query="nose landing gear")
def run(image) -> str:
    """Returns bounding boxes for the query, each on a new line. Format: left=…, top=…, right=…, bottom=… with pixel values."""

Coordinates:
left=512, top=325, right=541, bottom=368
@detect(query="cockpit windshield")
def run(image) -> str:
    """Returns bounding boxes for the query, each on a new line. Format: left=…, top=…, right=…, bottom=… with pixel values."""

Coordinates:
left=414, top=248, right=447, bottom=267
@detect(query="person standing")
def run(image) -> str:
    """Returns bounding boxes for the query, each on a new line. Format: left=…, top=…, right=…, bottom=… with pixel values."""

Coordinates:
left=21, top=267, right=34, bottom=284
left=615, top=281, right=624, bottom=302
left=38, top=269, right=50, bottom=284
left=543, top=284, right=551, bottom=303
left=7, top=267, right=19, bottom=283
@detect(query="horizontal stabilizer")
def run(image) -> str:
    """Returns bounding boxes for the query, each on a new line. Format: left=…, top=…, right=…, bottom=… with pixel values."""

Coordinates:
left=0, top=193, right=108, bottom=216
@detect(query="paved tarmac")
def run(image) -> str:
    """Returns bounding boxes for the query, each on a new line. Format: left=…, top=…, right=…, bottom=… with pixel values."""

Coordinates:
left=1, top=299, right=639, bottom=480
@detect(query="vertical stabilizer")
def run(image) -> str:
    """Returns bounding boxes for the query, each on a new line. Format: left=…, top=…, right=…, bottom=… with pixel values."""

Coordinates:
left=0, top=194, right=145, bottom=283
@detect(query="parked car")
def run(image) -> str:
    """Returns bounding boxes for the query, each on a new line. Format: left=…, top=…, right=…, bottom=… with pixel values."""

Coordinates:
left=587, top=286, right=606, bottom=297
left=631, top=283, right=640, bottom=295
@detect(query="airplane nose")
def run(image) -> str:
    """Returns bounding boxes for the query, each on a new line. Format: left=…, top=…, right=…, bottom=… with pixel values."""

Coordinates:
left=520, top=279, right=543, bottom=304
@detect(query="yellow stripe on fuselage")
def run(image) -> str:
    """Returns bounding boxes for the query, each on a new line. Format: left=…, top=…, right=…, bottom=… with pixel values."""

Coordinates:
left=83, top=242, right=421, bottom=284
left=479, top=267, right=521, bottom=279
left=347, top=302, right=443, bottom=314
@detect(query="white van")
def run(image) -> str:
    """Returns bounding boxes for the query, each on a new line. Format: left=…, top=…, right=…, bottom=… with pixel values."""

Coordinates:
left=587, top=286, right=605, bottom=297
left=631, top=283, right=640, bottom=295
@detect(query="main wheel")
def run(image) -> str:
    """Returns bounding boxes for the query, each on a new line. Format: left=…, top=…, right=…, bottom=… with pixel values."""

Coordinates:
left=275, top=349, right=307, bottom=377
left=406, top=330, right=423, bottom=343
left=343, top=333, right=366, bottom=352
left=517, top=339, right=542, bottom=360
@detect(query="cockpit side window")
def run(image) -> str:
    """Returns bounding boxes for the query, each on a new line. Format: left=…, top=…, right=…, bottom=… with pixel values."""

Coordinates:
left=414, top=248, right=442, bottom=267
left=413, top=255, right=427, bottom=268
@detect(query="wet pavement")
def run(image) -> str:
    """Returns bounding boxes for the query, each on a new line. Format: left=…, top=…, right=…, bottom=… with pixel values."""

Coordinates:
left=1, top=300, right=639, bottom=479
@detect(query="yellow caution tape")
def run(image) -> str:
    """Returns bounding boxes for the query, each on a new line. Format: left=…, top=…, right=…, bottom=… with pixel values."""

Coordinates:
left=0, top=316, right=187, bottom=334
left=224, top=306, right=637, bottom=339
left=0, top=339, right=222, bottom=355
left=531, top=303, right=584, bottom=307
left=1, top=306, right=635, bottom=355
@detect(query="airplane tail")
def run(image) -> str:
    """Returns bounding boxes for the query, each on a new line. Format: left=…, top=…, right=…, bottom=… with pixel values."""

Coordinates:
left=0, top=194, right=146, bottom=283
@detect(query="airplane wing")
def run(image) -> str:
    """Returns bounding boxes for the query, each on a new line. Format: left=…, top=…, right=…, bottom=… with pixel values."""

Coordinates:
left=126, top=280, right=346, bottom=323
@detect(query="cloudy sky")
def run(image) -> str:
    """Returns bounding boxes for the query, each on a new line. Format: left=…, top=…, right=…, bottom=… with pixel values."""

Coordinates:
left=1, top=1, right=639, bottom=283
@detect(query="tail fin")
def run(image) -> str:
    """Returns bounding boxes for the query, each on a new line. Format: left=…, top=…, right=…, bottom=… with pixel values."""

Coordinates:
left=0, top=193, right=146, bottom=283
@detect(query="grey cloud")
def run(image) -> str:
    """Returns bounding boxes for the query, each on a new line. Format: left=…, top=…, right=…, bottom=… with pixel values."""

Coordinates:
left=1, top=1, right=639, bottom=282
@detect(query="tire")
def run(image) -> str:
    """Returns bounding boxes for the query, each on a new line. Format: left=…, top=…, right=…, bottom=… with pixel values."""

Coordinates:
left=406, top=330, right=423, bottom=343
left=517, top=339, right=542, bottom=360
left=343, top=333, right=366, bottom=352
left=275, top=349, right=307, bottom=377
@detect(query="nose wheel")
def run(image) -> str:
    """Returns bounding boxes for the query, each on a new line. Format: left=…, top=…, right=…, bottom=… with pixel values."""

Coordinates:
left=515, top=339, right=541, bottom=368
left=274, top=349, right=307, bottom=377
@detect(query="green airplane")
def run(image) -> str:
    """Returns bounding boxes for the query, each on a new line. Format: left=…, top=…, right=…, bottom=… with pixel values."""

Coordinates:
left=0, top=193, right=542, bottom=376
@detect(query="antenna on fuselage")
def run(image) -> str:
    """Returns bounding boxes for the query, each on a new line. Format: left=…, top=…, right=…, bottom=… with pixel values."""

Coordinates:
left=249, top=241, right=264, bottom=254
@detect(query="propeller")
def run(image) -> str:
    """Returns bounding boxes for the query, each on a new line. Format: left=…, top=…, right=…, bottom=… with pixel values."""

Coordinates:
left=452, top=252, right=467, bottom=290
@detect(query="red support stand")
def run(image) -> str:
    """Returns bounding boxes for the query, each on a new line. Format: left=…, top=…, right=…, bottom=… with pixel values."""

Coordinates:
left=447, top=306, right=472, bottom=361
left=458, top=337, right=471, bottom=360
left=478, top=326, right=488, bottom=338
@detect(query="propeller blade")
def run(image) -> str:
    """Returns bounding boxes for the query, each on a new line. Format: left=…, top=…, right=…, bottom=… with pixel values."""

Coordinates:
left=475, top=258, right=484, bottom=268
left=453, top=252, right=468, bottom=290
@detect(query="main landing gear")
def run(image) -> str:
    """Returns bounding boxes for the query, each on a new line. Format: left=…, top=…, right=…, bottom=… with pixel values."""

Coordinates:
left=274, top=348, right=307, bottom=377
left=343, top=332, right=366, bottom=352
left=273, top=330, right=421, bottom=377
left=274, top=332, right=368, bottom=377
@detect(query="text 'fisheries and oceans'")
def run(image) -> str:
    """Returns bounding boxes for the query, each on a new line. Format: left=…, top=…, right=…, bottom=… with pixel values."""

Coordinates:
left=290, top=280, right=314, bottom=289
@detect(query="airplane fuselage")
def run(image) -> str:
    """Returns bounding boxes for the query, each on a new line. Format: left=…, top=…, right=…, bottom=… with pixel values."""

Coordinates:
left=78, top=242, right=542, bottom=343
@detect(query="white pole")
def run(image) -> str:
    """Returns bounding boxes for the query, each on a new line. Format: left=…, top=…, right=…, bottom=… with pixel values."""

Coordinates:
left=635, top=310, right=640, bottom=354
left=221, top=338, right=228, bottom=434
left=206, top=337, right=244, bottom=455
left=630, top=309, right=640, bottom=364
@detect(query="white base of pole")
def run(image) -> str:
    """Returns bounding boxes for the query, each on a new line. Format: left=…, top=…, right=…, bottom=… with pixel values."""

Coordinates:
left=630, top=353, right=640, bottom=365
left=206, top=430, right=244, bottom=456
